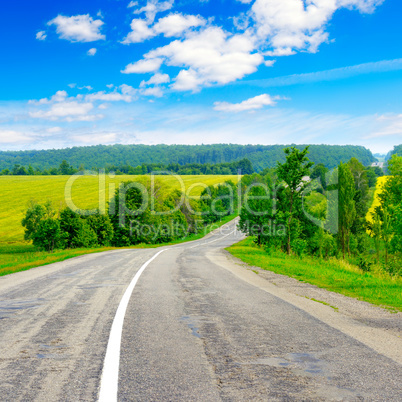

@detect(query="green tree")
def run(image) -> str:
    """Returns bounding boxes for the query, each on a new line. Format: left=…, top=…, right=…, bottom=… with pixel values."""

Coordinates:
left=32, top=218, right=65, bottom=252
left=59, top=160, right=73, bottom=175
left=238, top=182, right=273, bottom=245
left=21, top=200, right=55, bottom=241
left=276, top=146, right=313, bottom=255
left=338, top=163, right=356, bottom=258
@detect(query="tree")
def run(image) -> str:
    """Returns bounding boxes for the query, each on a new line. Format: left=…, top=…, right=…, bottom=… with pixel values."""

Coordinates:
left=311, top=163, right=329, bottom=190
left=59, top=208, right=98, bottom=249
left=22, top=200, right=55, bottom=241
left=276, top=146, right=313, bottom=255
left=238, top=181, right=273, bottom=245
left=32, top=218, right=65, bottom=252
left=338, top=163, right=356, bottom=258
left=59, top=160, right=73, bottom=175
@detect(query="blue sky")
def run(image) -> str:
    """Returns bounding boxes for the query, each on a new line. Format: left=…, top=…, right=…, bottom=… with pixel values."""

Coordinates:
left=0, top=0, right=401, bottom=153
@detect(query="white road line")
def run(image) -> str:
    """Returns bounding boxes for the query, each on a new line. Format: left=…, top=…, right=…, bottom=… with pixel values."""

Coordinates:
left=188, top=230, right=236, bottom=249
left=98, top=249, right=167, bottom=402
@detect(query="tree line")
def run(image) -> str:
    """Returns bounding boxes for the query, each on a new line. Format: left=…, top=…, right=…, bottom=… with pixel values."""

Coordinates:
left=2, top=158, right=254, bottom=176
left=1, top=143, right=376, bottom=172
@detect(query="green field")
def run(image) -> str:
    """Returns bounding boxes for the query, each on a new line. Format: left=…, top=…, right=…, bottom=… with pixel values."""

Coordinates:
left=0, top=174, right=239, bottom=243
left=227, top=238, right=402, bottom=311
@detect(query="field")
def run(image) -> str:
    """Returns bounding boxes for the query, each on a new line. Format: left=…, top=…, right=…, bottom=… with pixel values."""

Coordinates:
left=0, top=174, right=240, bottom=243
left=366, top=176, right=388, bottom=223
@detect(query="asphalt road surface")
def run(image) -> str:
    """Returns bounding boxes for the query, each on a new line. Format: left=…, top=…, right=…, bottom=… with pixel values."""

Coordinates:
left=0, top=219, right=401, bottom=401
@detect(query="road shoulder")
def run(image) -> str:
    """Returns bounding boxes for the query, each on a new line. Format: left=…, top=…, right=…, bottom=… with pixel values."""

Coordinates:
left=206, top=248, right=402, bottom=365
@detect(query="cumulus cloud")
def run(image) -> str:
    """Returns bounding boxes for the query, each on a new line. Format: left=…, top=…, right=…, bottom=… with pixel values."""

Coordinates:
left=28, top=86, right=138, bottom=122
left=120, top=0, right=383, bottom=92
left=36, top=31, right=47, bottom=41
left=87, top=48, right=97, bottom=56
left=122, top=57, right=163, bottom=73
left=153, top=13, right=205, bottom=37
left=141, top=86, right=164, bottom=97
left=214, top=94, right=281, bottom=112
left=250, top=0, right=384, bottom=55
left=122, top=13, right=205, bottom=44
left=146, top=27, right=263, bottom=91
left=133, top=0, right=174, bottom=23
left=122, top=19, right=155, bottom=43
left=29, top=86, right=138, bottom=121
left=140, top=73, right=170, bottom=87
left=48, top=14, right=105, bottom=42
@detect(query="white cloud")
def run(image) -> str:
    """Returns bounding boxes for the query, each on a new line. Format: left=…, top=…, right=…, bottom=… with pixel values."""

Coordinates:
left=29, top=86, right=138, bottom=123
left=122, top=57, right=163, bottom=73
left=46, top=127, right=62, bottom=133
left=68, top=83, right=77, bottom=88
left=30, top=101, right=99, bottom=121
left=85, top=92, right=131, bottom=102
left=36, top=31, right=47, bottom=41
left=153, top=13, right=205, bottom=37
left=78, top=85, right=93, bottom=91
left=214, top=94, right=281, bottom=112
left=0, top=130, right=33, bottom=144
left=365, top=114, right=402, bottom=138
left=48, top=14, right=105, bottom=42
left=133, top=0, right=174, bottom=23
left=140, top=73, right=170, bottom=87
left=28, top=90, right=106, bottom=121
left=123, top=13, right=205, bottom=44
left=144, top=27, right=263, bottom=91
left=141, top=86, right=164, bottom=97
left=119, top=0, right=384, bottom=92
left=122, top=19, right=155, bottom=43
left=128, top=1, right=138, bottom=8
left=71, top=132, right=118, bottom=144
left=250, top=0, right=384, bottom=55
left=87, top=48, right=97, bottom=56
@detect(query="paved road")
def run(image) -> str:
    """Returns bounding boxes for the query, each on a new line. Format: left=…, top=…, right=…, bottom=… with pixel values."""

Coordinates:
left=0, top=220, right=400, bottom=401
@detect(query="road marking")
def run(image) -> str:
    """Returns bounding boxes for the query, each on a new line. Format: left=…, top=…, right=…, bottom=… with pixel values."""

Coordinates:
left=189, top=230, right=236, bottom=249
left=98, top=249, right=167, bottom=402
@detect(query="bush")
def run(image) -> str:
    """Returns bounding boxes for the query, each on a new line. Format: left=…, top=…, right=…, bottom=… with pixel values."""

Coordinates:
left=32, top=218, right=65, bottom=252
left=291, top=239, right=307, bottom=258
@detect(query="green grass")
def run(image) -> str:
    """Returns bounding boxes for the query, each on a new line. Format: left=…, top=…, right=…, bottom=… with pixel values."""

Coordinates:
left=0, top=213, right=238, bottom=277
left=226, top=237, right=402, bottom=311
left=0, top=174, right=239, bottom=243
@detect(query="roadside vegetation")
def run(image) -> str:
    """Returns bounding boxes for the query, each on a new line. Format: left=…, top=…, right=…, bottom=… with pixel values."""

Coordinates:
left=227, top=146, right=401, bottom=310
left=0, top=214, right=236, bottom=277
left=227, top=237, right=402, bottom=311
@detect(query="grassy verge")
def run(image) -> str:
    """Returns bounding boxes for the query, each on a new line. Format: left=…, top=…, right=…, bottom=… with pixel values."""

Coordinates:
left=226, top=237, right=402, bottom=311
left=0, top=214, right=237, bottom=277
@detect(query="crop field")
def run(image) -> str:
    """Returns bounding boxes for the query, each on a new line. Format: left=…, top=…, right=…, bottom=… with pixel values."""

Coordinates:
left=0, top=174, right=240, bottom=243
left=366, top=176, right=389, bottom=224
